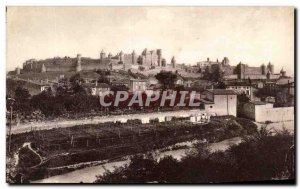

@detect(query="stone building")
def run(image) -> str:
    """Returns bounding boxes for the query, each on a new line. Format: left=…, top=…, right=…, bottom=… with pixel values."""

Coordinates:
left=197, top=56, right=282, bottom=81
left=226, top=81, right=253, bottom=100
left=235, top=62, right=275, bottom=80
left=200, top=89, right=237, bottom=116
left=83, top=82, right=110, bottom=96
left=242, top=101, right=294, bottom=122
left=129, top=79, right=147, bottom=92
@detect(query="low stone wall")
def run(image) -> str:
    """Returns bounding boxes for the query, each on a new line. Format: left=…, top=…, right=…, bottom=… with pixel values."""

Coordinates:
left=256, top=106, right=294, bottom=123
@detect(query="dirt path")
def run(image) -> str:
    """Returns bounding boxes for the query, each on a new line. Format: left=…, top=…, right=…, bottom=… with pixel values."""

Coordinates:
left=9, top=110, right=204, bottom=134
left=22, top=142, right=43, bottom=168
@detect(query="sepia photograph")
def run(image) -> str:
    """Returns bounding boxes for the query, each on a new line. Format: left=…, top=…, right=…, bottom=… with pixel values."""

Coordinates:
left=6, top=6, right=295, bottom=184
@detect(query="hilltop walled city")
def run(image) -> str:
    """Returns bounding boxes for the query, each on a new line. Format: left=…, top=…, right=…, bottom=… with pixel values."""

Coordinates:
left=5, top=5, right=296, bottom=184
left=7, top=47, right=294, bottom=183
left=8, top=48, right=294, bottom=122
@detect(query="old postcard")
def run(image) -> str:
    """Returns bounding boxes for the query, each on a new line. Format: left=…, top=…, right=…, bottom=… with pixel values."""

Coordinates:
left=6, top=7, right=295, bottom=184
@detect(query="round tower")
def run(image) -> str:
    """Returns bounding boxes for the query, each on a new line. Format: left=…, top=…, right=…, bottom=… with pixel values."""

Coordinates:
left=267, top=62, right=274, bottom=74
left=270, top=64, right=274, bottom=74
left=157, top=49, right=162, bottom=67
left=132, top=50, right=137, bottom=64
left=161, top=58, right=166, bottom=67
left=261, top=63, right=266, bottom=75
left=222, top=57, right=229, bottom=65
left=266, top=70, right=271, bottom=80
left=171, top=56, right=176, bottom=68
left=100, top=49, right=106, bottom=63
left=76, top=54, right=82, bottom=72
left=41, top=64, right=46, bottom=73
left=280, top=67, right=287, bottom=77
left=15, top=67, right=20, bottom=75
left=142, top=48, right=148, bottom=56
left=119, top=51, right=124, bottom=62
left=108, top=53, right=112, bottom=62
left=237, top=62, right=245, bottom=79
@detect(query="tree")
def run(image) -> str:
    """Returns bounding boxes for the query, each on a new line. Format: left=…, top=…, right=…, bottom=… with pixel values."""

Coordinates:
left=211, top=66, right=224, bottom=82
left=98, top=75, right=109, bottom=84
left=202, top=66, right=224, bottom=82
left=202, top=66, right=211, bottom=80
left=69, top=73, right=84, bottom=85
left=95, top=129, right=294, bottom=183
left=13, top=86, right=31, bottom=115
left=237, top=93, right=250, bottom=104
left=14, top=86, right=30, bottom=100
left=155, top=71, right=177, bottom=89
left=69, top=73, right=86, bottom=94
left=216, top=81, right=226, bottom=89
left=275, top=91, right=291, bottom=107
left=237, top=93, right=250, bottom=117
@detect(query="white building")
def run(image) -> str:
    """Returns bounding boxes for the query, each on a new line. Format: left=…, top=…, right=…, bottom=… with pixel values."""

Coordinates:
left=129, top=79, right=147, bottom=92
left=226, top=82, right=253, bottom=100
left=84, top=82, right=110, bottom=96
left=200, top=89, right=237, bottom=116
left=243, top=101, right=294, bottom=122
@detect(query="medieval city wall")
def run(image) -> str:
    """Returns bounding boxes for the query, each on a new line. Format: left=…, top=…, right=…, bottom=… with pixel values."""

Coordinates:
left=244, top=67, right=263, bottom=75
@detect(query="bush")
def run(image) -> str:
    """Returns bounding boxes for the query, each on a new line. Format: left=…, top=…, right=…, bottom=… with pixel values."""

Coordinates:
left=95, top=129, right=294, bottom=183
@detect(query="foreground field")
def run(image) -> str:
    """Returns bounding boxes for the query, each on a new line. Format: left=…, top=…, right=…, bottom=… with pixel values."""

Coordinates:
left=7, top=116, right=257, bottom=183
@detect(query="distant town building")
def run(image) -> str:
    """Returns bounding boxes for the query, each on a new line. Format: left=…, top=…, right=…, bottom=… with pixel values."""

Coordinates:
left=40, top=85, right=51, bottom=92
left=200, top=89, right=237, bottom=116
left=226, top=81, right=253, bottom=100
left=83, top=82, right=110, bottom=96
left=197, top=57, right=284, bottom=81
left=129, top=79, right=147, bottom=92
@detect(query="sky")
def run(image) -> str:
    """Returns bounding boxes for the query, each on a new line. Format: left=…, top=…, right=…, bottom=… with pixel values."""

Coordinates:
left=7, top=7, right=294, bottom=75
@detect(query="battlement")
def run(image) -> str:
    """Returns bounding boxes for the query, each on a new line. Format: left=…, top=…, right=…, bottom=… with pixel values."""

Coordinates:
left=20, top=48, right=166, bottom=74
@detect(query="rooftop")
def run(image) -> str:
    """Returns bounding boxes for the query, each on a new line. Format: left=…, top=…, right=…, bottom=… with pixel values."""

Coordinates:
left=226, top=81, right=252, bottom=86
left=206, top=89, right=236, bottom=95
left=83, top=83, right=110, bottom=88
left=199, top=98, right=214, bottom=104
left=248, top=101, right=268, bottom=105
left=130, top=79, right=148, bottom=82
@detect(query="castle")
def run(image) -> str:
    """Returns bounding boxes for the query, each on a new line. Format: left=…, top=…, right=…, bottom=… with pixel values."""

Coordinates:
left=18, top=49, right=285, bottom=81
left=21, top=48, right=170, bottom=73
left=19, top=48, right=201, bottom=77
left=197, top=57, right=283, bottom=80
